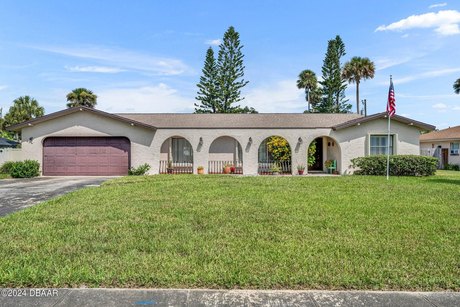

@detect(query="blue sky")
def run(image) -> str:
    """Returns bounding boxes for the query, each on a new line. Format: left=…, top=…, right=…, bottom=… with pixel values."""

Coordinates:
left=0, top=1, right=459, bottom=129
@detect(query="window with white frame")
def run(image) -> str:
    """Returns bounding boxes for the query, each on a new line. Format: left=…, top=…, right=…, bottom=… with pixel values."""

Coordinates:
left=370, top=135, right=393, bottom=155
left=451, top=142, right=459, bottom=155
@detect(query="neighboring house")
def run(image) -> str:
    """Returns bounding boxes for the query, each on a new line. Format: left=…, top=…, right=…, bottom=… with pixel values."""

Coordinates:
left=420, top=125, right=460, bottom=168
left=6, top=107, right=434, bottom=176
left=0, top=137, right=21, bottom=165
left=0, top=137, right=19, bottom=149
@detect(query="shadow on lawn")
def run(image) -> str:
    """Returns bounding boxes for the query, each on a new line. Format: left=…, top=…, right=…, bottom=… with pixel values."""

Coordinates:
left=427, top=178, right=460, bottom=185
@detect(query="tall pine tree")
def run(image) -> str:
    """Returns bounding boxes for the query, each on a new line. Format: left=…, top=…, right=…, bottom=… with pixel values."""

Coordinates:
left=195, top=26, right=255, bottom=113
left=318, top=35, right=350, bottom=113
left=195, top=47, right=219, bottom=113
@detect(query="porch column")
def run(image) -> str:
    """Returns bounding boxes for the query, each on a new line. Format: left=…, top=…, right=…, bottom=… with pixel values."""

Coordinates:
left=193, top=137, right=209, bottom=174
left=242, top=137, right=258, bottom=175
left=291, top=137, right=308, bottom=175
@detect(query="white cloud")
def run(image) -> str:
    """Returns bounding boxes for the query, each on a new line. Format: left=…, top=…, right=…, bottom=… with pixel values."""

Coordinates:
left=32, top=45, right=192, bottom=75
left=374, top=56, right=415, bottom=71
left=376, top=10, right=460, bottom=36
left=391, top=67, right=460, bottom=85
left=429, top=3, right=447, bottom=9
left=244, top=80, right=305, bottom=113
left=205, top=39, right=221, bottom=46
left=452, top=106, right=460, bottom=111
left=433, top=103, right=447, bottom=109
left=97, top=83, right=195, bottom=113
left=65, top=65, right=124, bottom=73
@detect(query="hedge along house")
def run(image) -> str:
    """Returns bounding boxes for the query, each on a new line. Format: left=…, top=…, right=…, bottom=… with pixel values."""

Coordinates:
left=6, top=107, right=435, bottom=176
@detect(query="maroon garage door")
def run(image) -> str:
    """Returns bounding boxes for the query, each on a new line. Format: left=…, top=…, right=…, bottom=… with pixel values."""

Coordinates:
left=43, top=137, right=130, bottom=176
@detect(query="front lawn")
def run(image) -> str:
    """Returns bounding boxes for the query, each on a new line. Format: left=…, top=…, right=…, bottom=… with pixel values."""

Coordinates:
left=0, top=173, right=10, bottom=179
left=0, top=171, right=458, bottom=290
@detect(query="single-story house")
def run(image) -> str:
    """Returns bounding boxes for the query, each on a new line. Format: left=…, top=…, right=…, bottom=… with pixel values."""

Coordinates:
left=420, top=125, right=460, bottom=168
left=6, top=107, right=435, bottom=176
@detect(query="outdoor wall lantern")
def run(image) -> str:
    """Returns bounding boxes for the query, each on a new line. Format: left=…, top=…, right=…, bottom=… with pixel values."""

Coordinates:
left=199, top=137, right=203, bottom=145
left=298, top=137, right=303, bottom=144
left=248, top=137, right=252, bottom=144
left=29, top=137, right=34, bottom=142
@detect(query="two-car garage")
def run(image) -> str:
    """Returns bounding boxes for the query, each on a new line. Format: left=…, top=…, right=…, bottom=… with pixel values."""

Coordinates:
left=43, top=137, right=130, bottom=176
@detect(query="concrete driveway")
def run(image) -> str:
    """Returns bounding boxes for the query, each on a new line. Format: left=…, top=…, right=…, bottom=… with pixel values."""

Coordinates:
left=0, top=176, right=115, bottom=217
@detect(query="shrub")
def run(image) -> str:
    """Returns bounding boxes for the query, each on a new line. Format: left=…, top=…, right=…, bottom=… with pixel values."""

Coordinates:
left=445, top=163, right=460, bottom=171
left=9, top=160, right=40, bottom=178
left=0, top=161, right=15, bottom=174
left=351, top=155, right=437, bottom=176
left=128, top=163, right=151, bottom=176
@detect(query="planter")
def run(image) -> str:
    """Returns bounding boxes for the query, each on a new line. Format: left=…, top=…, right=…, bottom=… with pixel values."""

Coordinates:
left=298, top=170, right=304, bottom=175
left=167, top=168, right=174, bottom=174
left=223, top=166, right=231, bottom=174
left=197, top=168, right=204, bottom=174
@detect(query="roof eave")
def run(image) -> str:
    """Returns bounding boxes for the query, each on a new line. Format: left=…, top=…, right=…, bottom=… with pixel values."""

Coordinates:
left=6, top=106, right=157, bottom=132
left=333, top=112, right=435, bottom=131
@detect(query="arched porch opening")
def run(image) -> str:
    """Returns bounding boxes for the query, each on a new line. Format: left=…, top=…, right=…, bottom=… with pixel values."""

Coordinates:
left=307, top=136, right=341, bottom=174
left=258, top=136, right=292, bottom=175
left=208, top=136, right=243, bottom=174
left=159, top=136, right=193, bottom=174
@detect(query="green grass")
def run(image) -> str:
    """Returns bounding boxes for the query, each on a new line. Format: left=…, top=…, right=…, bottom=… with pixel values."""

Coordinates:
left=0, top=173, right=10, bottom=179
left=0, top=171, right=459, bottom=290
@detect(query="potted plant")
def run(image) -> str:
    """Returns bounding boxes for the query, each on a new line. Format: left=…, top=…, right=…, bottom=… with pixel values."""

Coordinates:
left=223, top=163, right=232, bottom=174
left=297, top=164, right=305, bottom=175
left=167, top=160, right=174, bottom=174
left=270, top=162, right=281, bottom=175
left=230, top=165, right=236, bottom=174
left=324, top=160, right=334, bottom=174
left=197, top=166, right=204, bottom=174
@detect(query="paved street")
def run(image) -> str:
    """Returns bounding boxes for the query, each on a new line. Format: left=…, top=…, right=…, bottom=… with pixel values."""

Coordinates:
left=0, top=289, right=458, bottom=307
left=0, top=176, right=114, bottom=217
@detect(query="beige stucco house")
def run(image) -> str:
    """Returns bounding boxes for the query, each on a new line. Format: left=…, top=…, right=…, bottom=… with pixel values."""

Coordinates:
left=6, top=107, right=434, bottom=176
left=420, top=125, right=460, bottom=168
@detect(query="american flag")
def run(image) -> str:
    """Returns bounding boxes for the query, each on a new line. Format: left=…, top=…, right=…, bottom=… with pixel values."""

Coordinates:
left=387, top=78, right=396, bottom=117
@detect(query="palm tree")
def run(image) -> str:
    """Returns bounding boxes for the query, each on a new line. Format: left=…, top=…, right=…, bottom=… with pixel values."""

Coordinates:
left=342, top=57, right=375, bottom=114
left=454, top=78, right=460, bottom=94
left=297, top=69, right=318, bottom=112
left=4, top=96, right=45, bottom=127
left=66, top=88, right=98, bottom=108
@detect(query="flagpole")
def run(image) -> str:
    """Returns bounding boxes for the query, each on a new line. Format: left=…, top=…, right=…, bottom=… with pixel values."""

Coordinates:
left=386, top=75, right=392, bottom=180
left=386, top=110, right=391, bottom=180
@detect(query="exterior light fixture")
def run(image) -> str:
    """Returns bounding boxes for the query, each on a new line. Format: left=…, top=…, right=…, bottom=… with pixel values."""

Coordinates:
left=29, top=137, right=34, bottom=142
left=248, top=137, right=252, bottom=143
left=298, top=137, right=303, bottom=143
left=199, top=137, right=203, bottom=145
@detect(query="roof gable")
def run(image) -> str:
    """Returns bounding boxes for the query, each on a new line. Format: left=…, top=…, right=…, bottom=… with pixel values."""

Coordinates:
left=332, top=112, right=435, bottom=131
left=6, top=107, right=157, bottom=132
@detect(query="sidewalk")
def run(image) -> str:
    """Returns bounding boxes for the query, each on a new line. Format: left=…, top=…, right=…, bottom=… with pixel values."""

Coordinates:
left=0, top=288, right=458, bottom=306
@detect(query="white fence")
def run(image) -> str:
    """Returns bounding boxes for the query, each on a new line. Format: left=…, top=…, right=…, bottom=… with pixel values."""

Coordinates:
left=0, top=148, right=22, bottom=165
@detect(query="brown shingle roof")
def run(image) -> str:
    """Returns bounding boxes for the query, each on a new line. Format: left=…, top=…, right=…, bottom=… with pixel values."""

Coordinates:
left=116, top=113, right=363, bottom=129
left=420, top=125, right=460, bottom=141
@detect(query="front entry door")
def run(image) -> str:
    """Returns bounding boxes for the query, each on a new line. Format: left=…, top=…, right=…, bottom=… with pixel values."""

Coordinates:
left=309, top=138, right=323, bottom=171
left=441, top=148, right=449, bottom=169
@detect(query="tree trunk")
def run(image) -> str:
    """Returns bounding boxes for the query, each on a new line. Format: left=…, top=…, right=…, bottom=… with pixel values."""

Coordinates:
left=356, top=81, right=360, bottom=114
